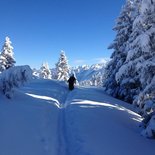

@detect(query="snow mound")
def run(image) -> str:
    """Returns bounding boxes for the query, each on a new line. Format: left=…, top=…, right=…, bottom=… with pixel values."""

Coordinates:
left=0, top=65, right=32, bottom=98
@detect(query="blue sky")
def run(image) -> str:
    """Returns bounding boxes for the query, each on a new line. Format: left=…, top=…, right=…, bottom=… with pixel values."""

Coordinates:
left=0, top=0, right=125, bottom=69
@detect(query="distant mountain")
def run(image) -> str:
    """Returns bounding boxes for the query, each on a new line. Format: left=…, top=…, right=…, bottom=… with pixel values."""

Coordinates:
left=72, top=63, right=106, bottom=82
left=32, top=60, right=109, bottom=86
left=71, top=61, right=108, bottom=86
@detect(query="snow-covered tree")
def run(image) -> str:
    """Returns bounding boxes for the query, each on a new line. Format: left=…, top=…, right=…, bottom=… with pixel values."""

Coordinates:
left=50, top=68, right=57, bottom=79
left=55, top=50, right=70, bottom=81
left=78, top=71, right=104, bottom=87
left=116, top=0, right=155, bottom=105
left=32, top=68, right=40, bottom=79
left=0, top=37, right=16, bottom=72
left=0, top=65, right=32, bottom=98
left=141, top=115, right=155, bottom=138
left=104, top=0, right=139, bottom=99
left=133, top=0, right=155, bottom=105
left=79, top=80, right=93, bottom=86
left=39, top=62, right=52, bottom=79
left=105, top=0, right=155, bottom=138
left=91, top=72, right=103, bottom=86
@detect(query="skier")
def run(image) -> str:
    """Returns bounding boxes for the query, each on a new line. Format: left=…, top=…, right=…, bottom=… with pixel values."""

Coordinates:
left=67, top=74, right=76, bottom=90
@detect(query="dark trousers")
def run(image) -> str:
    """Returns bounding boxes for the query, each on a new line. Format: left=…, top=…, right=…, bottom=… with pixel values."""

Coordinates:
left=69, top=83, right=74, bottom=90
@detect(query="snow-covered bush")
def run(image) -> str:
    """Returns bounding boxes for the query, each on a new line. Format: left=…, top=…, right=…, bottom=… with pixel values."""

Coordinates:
left=0, top=37, right=16, bottom=72
left=55, top=50, right=70, bottom=81
left=141, top=115, right=155, bottom=138
left=32, top=68, right=40, bottom=79
left=0, top=65, right=32, bottom=98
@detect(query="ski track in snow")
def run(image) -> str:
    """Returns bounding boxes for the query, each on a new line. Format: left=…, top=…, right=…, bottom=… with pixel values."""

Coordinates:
left=57, top=89, right=76, bottom=155
left=57, top=87, right=89, bottom=155
left=56, top=85, right=155, bottom=155
left=57, top=87, right=104, bottom=155
left=1, top=80, right=155, bottom=155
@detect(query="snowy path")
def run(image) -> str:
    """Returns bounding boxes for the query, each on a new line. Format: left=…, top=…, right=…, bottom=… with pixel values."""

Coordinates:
left=0, top=79, right=155, bottom=155
left=57, top=87, right=155, bottom=155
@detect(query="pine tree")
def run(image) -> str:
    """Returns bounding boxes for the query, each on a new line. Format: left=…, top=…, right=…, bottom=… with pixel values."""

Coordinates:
left=132, top=0, right=155, bottom=110
left=91, top=72, right=103, bottom=86
left=134, top=0, right=155, bottom=138
left=104, top=0, right=155, bottom=138
left=40, top=62, right=52, bottom=79
left=116, top=0, right=155, bottom=105
left=55, top=50, right=70, bottom=81
left=0, top=37, right=16, bottom=72
left=104, top=0, right=138, bottom=99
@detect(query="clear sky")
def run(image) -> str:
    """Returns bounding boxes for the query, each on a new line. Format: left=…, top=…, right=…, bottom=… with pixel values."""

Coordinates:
left=0, top=0, right=125, bottom=69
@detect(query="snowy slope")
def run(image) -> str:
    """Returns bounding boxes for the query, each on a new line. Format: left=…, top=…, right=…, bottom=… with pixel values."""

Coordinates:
left=0, top=79, right=155, bottom=155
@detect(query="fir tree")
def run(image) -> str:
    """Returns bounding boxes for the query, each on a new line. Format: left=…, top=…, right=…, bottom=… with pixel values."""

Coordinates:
left=55, top=50, right=70, bottom=81
left=104, top=0, right=138, bottom=99
left=116, top=0, right=155, bottom=105
left=0, top=37, right=16, bottom=72
left=132, top=0, right=155, bottom=111
left=104, top=0, right=155, bottom=138
left=40, top=62, right=52, bottom=79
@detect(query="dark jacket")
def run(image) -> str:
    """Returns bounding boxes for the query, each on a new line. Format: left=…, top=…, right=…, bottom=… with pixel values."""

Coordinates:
left=68, top=76, right=76, bottom=90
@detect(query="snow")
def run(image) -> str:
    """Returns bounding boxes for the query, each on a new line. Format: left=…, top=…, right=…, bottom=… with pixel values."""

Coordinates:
left=0, top=79, right=154, bottom=155
left=72, top=63, right=107, bottom=86
left=32, top=61, right=108, bottom=87
left=0, top=36, right=16, bottom=71
left=141, top=115, right=155, bottom=138
left=55, top=50, right=69, bottom=81
left=141, top=0, right=155, bottom=14
left=0, top=65, right=32, bottom=98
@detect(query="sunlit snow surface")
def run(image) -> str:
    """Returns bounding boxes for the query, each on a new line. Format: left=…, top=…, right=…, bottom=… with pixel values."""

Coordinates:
left=26, top=93, right=60, bottom=108
left=0, top=79, right=154, bottom=155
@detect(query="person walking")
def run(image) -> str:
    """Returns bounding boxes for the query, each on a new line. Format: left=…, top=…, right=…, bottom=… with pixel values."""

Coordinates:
left=67, top=74, right=76, bottom=90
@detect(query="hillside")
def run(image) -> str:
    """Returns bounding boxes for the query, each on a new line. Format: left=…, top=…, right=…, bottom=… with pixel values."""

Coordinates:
left=0, top=79, right=155, bottom=155
left=73, top=63, right=106, bottom=82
